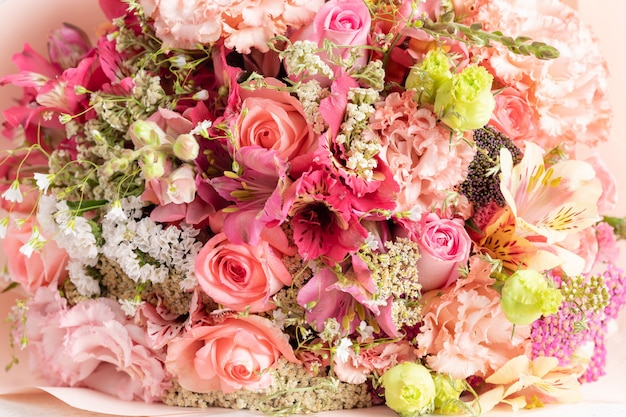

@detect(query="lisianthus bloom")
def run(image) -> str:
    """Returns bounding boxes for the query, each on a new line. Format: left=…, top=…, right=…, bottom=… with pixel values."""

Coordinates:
left=381, top=362, right=436, bottom=417
left=405, top=47, right=453, bottom=104
left=433, top=64, right=496, bottom=131
left=165, top=315, right=299, bottom=394
left=500, top=269, right=563, bottom=326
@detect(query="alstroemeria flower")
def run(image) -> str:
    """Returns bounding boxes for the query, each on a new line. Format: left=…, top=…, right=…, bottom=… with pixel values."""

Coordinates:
left=500, top=141, right=602, bottom=244
left=287, top=169, right=368, bottom=263
left=474, top=355, right=583, bottom=414
left=211, top=146, right=292, bottom=246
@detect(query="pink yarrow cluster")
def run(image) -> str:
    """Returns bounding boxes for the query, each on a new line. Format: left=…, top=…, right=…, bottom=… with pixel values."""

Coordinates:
left=0, top=0, right=624, bottom=415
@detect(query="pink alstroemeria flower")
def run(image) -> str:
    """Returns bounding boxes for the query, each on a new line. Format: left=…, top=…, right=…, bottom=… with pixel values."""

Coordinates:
left=297, top=254, right=397, bottom=337
left=211, top=146, right=292, bottom=246
left=288, top=169, right=368, bottom=263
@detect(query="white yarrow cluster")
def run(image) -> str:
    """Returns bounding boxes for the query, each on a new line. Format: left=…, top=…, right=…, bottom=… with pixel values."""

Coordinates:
left=296, top=80, right=328, bottom=135
left=281, top=40, right=334, bottom=79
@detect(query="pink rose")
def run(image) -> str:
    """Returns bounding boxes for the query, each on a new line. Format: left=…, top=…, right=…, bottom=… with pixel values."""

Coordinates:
left=416, top=256, right=531, bottom=379
left=21, top=288, right=170, bottom=402
left=489, top=87, right=537, bottom=143
left=290, top=0, right=372, bottom=72
left=195, top=232, right=292, bottom=312
left=165, top=315, right=299, bottom=393
left=235, top=79, right=316, bottom=162
left=408, top=212, right=471, bottom=292
left=3, top=218, right=69, bottom=294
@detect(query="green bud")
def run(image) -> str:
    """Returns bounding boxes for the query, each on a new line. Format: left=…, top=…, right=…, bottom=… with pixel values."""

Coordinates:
left=141, top=149, right=167, bottom=180
left=381, top=362, right=435, bottom=417
left=406, top=48, right=452, bottom=104
left=500, top=269, right=563, bottom=325
left=129, top=120, right=165, bottom=148
left=432, top=374, right=465, bottom=414
left=173, top=133, right=200, bottom=161
left=434, top=65, right=495, bottom=131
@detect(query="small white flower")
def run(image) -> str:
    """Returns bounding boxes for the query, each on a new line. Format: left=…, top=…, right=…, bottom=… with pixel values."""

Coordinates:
left=33, top=173, right=53, bottom=193
left=358, top=320, right=375, bottom=342
left=335, top=337, right=353, bottom=364
left=190, top=120, right=212, bottom=138
left=105, top=200, right=127, bottom=222
left=1, top=180, right=23, bottom=203
left=19, top=227, right=46, bottom=258
left=119, top=298, right=144, bottom=317
left=0, top=217, right=8, bottom=239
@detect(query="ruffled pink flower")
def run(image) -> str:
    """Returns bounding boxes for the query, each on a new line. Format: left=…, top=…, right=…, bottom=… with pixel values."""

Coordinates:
left=472, top=0, right=612, bottom=150
left=333, top=341, right=416, bottom=384
left=140, top=0, right=324, bottom=54
left=371, top=91, right=475, bottom=214
left=416, top=256, right=531, bottom=379
left=20, top=288, right=170, bottom=402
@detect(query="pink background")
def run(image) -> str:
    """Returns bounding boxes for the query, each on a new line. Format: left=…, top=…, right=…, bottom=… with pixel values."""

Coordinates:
left=0, top=0, right=625, bottom=416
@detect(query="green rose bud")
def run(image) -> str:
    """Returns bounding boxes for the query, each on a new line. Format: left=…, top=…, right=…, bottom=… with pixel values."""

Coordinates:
left=405, top=48, right=452, bottom=104
left=129, top=120, right=165, bottom=148
left=173, top=133, right=200, bottom=161
left=500, top=269, right=563, bottom=325
left=381, top=362, right=436, bottom=417
left=433, top=65, right=495, bottom=131
left=432, top=373, right=465, bottom=414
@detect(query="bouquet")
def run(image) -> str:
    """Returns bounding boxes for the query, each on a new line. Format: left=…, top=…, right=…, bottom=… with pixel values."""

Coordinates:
left=1, top=0, right=625, bottom=415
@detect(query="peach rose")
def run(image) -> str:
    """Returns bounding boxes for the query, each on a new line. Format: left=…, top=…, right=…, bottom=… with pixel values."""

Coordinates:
left=235, top=80, right=316, bottom=162
left=195, top=232, right=292, bottom=312
left=165, top=315, right=299, bottom=393
left=3, top=218, right=69, bottom=294
left=489, top=87, right=537, bottom=143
